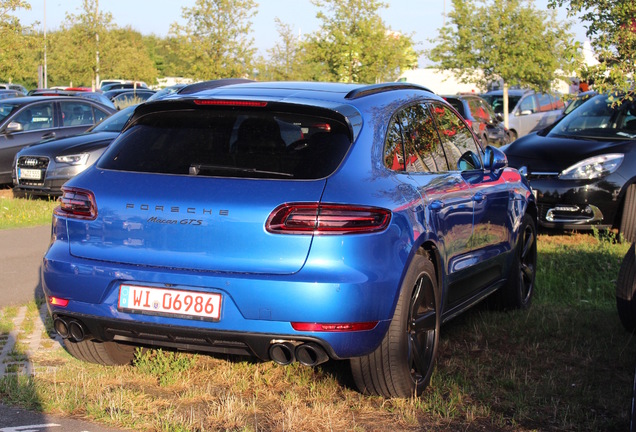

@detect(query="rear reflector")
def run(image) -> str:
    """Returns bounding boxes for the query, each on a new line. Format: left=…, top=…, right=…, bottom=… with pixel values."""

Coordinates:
left=291, top=322, right=378, bottom=332
left=49, top=296, right=69, bottom=307
left=266, top=203, right=391, bottom=235
left=194, top=99, right=267, bottom=107
left=54, top=187, right=97, bottom=220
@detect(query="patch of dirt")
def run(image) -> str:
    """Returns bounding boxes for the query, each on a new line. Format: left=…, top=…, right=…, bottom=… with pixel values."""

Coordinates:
left=0, top=188, right=13, bottom=199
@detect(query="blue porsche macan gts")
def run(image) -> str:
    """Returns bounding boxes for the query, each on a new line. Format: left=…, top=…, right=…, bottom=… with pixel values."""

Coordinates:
left=42, top=81, right=537, bottom=397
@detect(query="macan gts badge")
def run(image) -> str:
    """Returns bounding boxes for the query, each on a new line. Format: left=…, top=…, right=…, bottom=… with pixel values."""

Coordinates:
left=43, top=81, right=537, bottom=398
left=124, top=202, right=226, bottom=226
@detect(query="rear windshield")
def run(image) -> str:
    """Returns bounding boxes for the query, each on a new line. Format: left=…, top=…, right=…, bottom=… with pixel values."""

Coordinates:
left=98, top=109, right=352, bottom=180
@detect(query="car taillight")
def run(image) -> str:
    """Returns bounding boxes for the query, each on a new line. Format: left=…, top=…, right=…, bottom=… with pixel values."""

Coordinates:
left=49, top=296, right=69, bottom=307
left=291, top=322, right=378, bottom=332
left=266, top=203, right=391, bottom=235
left=193, top=99, right=267, bottom=107
left=54, top=187, right=97, bottom=220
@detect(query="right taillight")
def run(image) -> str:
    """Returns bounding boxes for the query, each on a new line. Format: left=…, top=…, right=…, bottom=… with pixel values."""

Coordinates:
left=266, top=203, right=391, bottom=235
left=54, top=187, right=97, bottom=220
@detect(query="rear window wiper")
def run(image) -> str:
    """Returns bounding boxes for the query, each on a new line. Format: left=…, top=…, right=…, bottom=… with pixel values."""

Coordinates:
left=190, top=164, right=294, bottom=178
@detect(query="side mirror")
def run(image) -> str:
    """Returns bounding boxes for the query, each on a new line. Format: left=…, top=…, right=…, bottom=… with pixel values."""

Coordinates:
left=519, top=109, right=533, bottom=116
left=5, top=121, right=23, bottom=133
left=484, top=145, right=507, bottom=173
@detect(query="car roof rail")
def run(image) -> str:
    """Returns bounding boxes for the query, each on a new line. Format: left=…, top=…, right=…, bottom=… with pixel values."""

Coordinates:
left=177, top=78, right=255, bottom=95
left=345, top=82, right=434, bottom=100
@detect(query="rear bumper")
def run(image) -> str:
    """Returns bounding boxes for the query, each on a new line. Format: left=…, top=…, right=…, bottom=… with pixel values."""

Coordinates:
left=42, top=230, right=401, bottom=361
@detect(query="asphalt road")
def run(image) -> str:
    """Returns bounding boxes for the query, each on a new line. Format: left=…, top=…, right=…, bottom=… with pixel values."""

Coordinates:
left=0, top=224, right=126, bottom=431
left=0, top=224, right=50, bottom=308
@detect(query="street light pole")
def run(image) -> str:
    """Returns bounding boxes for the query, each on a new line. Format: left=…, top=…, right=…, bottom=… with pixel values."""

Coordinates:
left=95, top=0, right=100, bottom=90
left=43, top=0, right=47, bottom=88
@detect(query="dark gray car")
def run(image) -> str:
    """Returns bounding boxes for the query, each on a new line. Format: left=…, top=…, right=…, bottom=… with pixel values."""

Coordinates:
left=0, top=96, right=115, bottom=184
left=12, top=106, right=135, bottom=196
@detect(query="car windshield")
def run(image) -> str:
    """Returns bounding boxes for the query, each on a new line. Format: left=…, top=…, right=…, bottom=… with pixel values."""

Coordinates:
left=98, top=108, right=352, bottom=180
left=89, top=106, right=135, bottom=133
left=481, top=94, right=522, bottom=114
left=0, top=102, right=20, bottom=123
left=548, top=94, right=636, bottom=140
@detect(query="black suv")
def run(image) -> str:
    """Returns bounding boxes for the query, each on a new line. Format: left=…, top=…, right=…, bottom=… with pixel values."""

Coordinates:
left=443, top=94, right=507, bottom=146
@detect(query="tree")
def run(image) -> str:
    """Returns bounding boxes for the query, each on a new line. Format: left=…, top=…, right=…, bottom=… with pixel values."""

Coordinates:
left=170, top=0, right=258, bottom=80
left=260, top=18, right=310, bottom=81
left=61, top=0, right=115, bottom=87
left=549, top=0, right=636, bottom=100
left=428, top=0, right=580, bottom=128
left=303, top=0, right=418, bottom=83
left=0, top=0, right=38, bottom=87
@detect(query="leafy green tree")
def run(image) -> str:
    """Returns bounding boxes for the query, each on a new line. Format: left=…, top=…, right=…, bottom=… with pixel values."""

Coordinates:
left=303, top=0, right=418, bottom=83
left=258, top=18, right=317, bottom=81
left=59, top=0, right=115, bottom=87
left=549, top=0, right=636, bottom=100
left=51, top=1, right=157, bottom=87
left=0, top=0, right=38, bottom=87
left=428, top=0, right=580, bottom=128
left=170, top=0, right=258, bottom=80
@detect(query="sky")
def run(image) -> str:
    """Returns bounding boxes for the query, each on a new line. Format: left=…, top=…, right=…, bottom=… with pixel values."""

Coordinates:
left=14, top=0, right=590, bottom=67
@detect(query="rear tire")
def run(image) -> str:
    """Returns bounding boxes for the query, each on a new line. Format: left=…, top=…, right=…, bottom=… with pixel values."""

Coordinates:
left=617, top=243, right=636, bottom=332
left=620, top=185, right=636, bottom=243
left=507, top=130, right=518, bottom=143
left=350, top=253, right=440, bottom=398
left=500, top=213, right=536, bottom=310
left=64, top=338, right=136, bottom=366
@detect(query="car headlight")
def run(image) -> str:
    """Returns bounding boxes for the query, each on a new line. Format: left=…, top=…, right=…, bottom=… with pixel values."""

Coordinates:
left=54, top=153, right=90, bottom=165
left=559, top=153, right=624, bottom=180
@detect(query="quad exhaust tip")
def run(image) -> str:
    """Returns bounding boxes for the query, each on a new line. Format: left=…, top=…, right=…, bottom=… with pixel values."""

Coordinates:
left=53, top=317, right=88, bottom=342
left=269, top=340, right=329, bottom=367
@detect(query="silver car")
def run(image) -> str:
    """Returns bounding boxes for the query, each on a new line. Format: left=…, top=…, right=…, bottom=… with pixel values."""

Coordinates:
left=481, top=89, right=565, bottom=141
left=12, top=106, right=134, bottom=196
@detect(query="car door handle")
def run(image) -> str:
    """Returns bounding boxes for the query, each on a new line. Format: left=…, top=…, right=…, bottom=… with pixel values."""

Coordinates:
left=473, top=192, right=486, bottom=203
left=42, top=132, right=56, bottom=140
left=429, top=200, right=444, bottom=211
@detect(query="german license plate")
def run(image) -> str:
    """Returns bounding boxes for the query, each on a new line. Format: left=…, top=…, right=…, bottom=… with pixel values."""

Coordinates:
left=18, top=168, right=42, bottom=180
left=118, top=284, right=221, bottom=321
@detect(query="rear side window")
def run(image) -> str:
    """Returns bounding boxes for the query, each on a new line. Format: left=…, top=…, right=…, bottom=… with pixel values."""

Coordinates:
left=61, top=101, right=97, bottom=126
left=98, top=109, right=352, bottom=180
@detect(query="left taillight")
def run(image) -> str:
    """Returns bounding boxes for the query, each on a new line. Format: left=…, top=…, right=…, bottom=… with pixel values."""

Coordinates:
left=266, top=203, right=391, bottom=235
left=54, top=187, right=97, bottom=220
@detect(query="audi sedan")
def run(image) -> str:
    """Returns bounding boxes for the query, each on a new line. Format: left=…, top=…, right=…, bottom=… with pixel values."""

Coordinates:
left=0, top=96, right=115, bottom=184
left=503, top=94, right=636, bottom=241
left=13, top=106, right=135, bottom=197
left=43, top=81, right=536, bottom=397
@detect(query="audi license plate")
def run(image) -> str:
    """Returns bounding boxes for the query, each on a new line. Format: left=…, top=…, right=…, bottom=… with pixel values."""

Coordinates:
left=18, top=168, right=42, bottom=180
left=118, top=284, right=221, bottom=321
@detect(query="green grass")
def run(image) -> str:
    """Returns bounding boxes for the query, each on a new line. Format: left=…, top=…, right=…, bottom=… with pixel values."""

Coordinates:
left=0, top=195, right=58, bottom=229
left=0, top=231, right=634, bottom=431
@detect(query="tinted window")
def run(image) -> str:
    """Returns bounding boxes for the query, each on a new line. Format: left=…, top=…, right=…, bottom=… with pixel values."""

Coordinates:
left=429, top=102, right=482, bottom=170
left=61, top=101, right=96, bottom=126
left=519, top=95, right=538, bottom=113
left=384, top=117, right=405, bottom=170
left=445, top=98, right=466, bottom=117
left=399, top=104, right=449, bottom=172
left=13, top=102, right=54, bottom=130
left=482, top=94, right=522, bottom=114
left=549, top=95, right=636, bottom=139
left=0, top=102, right=20, bottom=123
left=537, top=93, right=553, bottom=112
left=99, top=109, right=351, bottom=180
